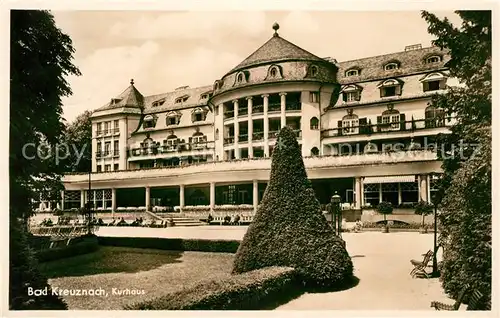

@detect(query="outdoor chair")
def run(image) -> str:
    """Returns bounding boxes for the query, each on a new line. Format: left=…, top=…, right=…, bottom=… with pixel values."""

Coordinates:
left=410, top=250, right=433, bottom=277
left=430, top=285, right=488, bottom=311
left=431, top=284, right=469, bottom=310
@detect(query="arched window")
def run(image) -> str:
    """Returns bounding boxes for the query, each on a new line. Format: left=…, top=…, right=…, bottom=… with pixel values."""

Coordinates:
left=378, top=107, right=401, bottom=131
left=164, top=134, right=179, bottom=151
left=426, top=55, right=441, bottom=64
left=310, top=65, right=318, bottom=77
left=270, top=67, right=277, bottom=77
left=190, top=131, right=207, bottom=149
left=311, top=147, right=320, bottom=156
left=310, top=117, right=319, bottom=130
left=384, top=62, right=399, bottom=71
left=191, top=107, right=206, bottom=122
left=345, top=69, right=359, bottom=77
left=143, top=115, right=155, bottom=129
left=237, top=73, right=243, bottom=83
left=341, top=113, right=359, bottom=135
left=166, top=112, right=181, bottom=126
left=425, top=106, right=445, bottom=128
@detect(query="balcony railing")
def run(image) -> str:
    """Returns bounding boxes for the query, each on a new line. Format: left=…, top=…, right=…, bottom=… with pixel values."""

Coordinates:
left=224, top=110, right=234, bottom=119
left=268, top=102, right=281, bottom=112
left=268, top=130, right=280, bottom=139
left=252, top=104, right=263, bottom=114
left=95, top=152, right=102, bottom=158
left=113, top=150, right=119, bottom=157
left=253, top=131, right=264, bottom=141
left=113, top=128, right=120, bottom=134
left=224, top=137, right=234, bottom=145
left=286, top=101, right=302, bottom=111
left=322, top=118, right=451, bottom=138
left=95, top=130, right=102, bottom=136
left=129, top=142, right=214, bottom=157
left=239, top=134, right=248, bottom=143
left=238, top=108, right=248, bottom=116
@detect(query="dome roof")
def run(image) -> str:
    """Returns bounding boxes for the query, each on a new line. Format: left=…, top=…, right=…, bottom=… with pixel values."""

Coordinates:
left=227, top=27, right=325, bottom=75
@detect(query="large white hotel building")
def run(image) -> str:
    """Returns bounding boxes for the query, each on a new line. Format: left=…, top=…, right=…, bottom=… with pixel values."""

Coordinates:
left=60, top=24, right=453, bottom=224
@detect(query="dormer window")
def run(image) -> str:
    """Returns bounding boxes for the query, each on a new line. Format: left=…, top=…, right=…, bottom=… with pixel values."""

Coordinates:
left=267, top=65, right=282, bottom=80
left=143, top=115, right=156, bottom=129
left=378, top=79, right=403, bottom=97
left=270, top=68, right=277, bottom=77
left=152, top=99, right=165, bottom=107
left=420, top=72, right=447, bottom=92
left=166, top=111, right=181, bottom=126
left=191, top=107, right=207, bottom=122
left=384, top=62, right=400, bottom=71
left=310, top=65, right=318, bottom=77
left=175, top=96, right=189, bottom=104
left=426, top=55, right=441, bottom=64
left=345, top=69, right=360, bottom=77
left=200, top=92, right=212, bottom=100
left=237, top=73, right=243, bottom=83
left=341, top=84, right=362, bottom=103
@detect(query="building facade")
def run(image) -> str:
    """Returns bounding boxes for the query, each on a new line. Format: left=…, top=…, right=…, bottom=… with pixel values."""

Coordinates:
left=59, top=24, right=453, bottom=224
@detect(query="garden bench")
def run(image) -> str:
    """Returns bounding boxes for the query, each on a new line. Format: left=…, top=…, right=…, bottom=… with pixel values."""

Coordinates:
left=431, top=285, right=489, bottom=310
left=410, top=250, right=433, bottom=278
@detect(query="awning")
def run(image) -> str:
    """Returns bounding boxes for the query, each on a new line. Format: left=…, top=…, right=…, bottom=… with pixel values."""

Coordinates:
left=363, top=175, right=416, bottom=184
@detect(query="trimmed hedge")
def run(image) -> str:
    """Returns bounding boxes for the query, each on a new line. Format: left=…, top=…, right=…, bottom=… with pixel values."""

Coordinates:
left=233, top=127, right=353, bottom=287
left=125, top=266, right=297, bottom=310
left=98, top=236, right=240, bottom=253
left=36, top=235, right=99, bottom=263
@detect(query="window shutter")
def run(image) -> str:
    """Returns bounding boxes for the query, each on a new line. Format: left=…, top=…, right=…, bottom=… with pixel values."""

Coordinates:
left=423, top=82, right=428, bottom=92
left=189, top=137, right=193, bottom=144
left=342, top=93, right=347, bottom=102
left=380, top=88, right=384, bottom=98
left=337, top=120, right=343, bottom=136
left=355, top=91, right=361, bottom=101
left=439, top=80, right=446, bottom=90
left=359, top=117, right=367, bottom=134
left=359, top=117, right=367, bottom=125
left=399, top=113, right=406, bottom=130
left=377, top=116, right=382, bottom=124
left=395, top=85, right=402, bottom=95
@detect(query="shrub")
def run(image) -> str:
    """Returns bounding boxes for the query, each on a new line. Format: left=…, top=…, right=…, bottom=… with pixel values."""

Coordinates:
left=125, top=266, right=297, bottom=310
left=414, top=201, right=434, bottom=228
left=98, top=236, right=240, bottom=253
left=233, top=127, right=353, bottom=287
left=10, top=218, right=67, bottom=309
left=376, top=202, right=393, bottom=222
left=36, top=235, right=99, bottom=263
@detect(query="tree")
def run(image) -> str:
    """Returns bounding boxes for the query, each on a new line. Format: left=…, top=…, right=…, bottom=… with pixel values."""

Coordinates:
left=10, top=10, right=80, bottom=309
left=422, top=11, right=491, bottom=308
left=376, top=201, right=393, bottom=233
left=414, top=200, right=434, bottom=232
left=232, top=127, right=353, bottom=287
left=63, top=110, right=93, bottom=172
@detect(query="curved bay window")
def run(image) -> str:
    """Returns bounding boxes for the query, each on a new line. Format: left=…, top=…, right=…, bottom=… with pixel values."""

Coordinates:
left=339, top=113, right=359, bottom=135
left=425, top=106, right=445, bottom=128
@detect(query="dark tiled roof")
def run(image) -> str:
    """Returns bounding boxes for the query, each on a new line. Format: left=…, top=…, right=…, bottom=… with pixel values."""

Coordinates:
left=96, top=82, right=145, bottom=111
left=335, top=46, right=450, bottom=84
left=142, top=85, right=213, bottom=114
left=227, top=34, right=326, bottom=75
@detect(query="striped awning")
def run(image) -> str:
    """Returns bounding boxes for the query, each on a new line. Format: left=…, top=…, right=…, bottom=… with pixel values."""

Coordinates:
left=363, top=175, right=416, bottom=184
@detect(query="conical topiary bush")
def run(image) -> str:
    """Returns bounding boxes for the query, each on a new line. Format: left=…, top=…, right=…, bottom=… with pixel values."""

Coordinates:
left=232, top=126, right=353, bottom=287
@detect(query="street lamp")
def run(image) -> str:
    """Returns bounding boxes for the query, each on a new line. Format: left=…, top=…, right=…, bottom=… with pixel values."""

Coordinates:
left=331, top=192, right=341, bottom=236
left=431, top=173, right=441, bottom=277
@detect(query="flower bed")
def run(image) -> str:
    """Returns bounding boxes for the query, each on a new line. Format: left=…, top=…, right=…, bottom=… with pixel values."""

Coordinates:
left=124, top=266, right=297, bottom=310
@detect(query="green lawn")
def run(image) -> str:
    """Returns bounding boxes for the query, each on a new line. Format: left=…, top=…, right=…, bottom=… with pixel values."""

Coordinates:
left=40, top=247, right=234, bottom=310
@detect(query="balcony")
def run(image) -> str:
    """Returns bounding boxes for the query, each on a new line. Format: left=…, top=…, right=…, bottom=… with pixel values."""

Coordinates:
left=252, top=104, right=263, bottom=114
left=224, top=111, right=234, bottom=119
left=128, top=142, right=215, bottom=160
left=238, top=107, right=248, bottom=116
left=253, top=131, right=264, bottom=141
left=268, top=130, right=279, bottom=139
left=239, top=134, right=248, bottom=143
left=224, top=137, right=235, bottom=145
left=322, top=118, right=452, bottom=138
left=268, top=102, right=281, bottom=112
left=95, top=151, right=102, bottom=158
left=286, top=101, right=301, bottom=111
left=95, top=130, right=102, bottom=137
left=113, top=128, right=120, bottom=134
left=113, top=150, right=119, bottom=157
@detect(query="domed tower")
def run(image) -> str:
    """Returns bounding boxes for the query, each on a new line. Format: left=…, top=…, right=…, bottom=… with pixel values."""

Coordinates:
left=211, top=23, right=340, bottom=160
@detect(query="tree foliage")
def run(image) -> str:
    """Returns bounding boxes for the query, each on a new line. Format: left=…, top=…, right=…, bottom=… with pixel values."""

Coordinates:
left=233, top=127, right=353, bottom=287
left=10, top=10, right=80, bottom=309
left=63, top=110, right=93, bottom=172
left=422, top=10, right=491, bottom=307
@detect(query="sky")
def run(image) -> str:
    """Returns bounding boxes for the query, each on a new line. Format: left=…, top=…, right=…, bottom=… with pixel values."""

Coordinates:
left=51, top=10, right=463, bottom=123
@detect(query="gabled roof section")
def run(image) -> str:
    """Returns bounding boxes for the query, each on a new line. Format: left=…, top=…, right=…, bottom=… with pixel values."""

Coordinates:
left=96, top=79, right=144, bottom=111
left=227, top=23, right=325, bottom=74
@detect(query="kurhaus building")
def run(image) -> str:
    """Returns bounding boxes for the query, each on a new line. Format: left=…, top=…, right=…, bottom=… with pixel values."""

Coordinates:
left=59, top=24, right=453, bottom=224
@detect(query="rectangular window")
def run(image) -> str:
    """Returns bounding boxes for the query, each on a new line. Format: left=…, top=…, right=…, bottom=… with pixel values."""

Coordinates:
left=113, top=163, right=119, bottom=171
left=113, top=140, right=119, bottom=156
left=425, top=80, right=441, bottom=92
left=381, top=183, right=398, bottom=206
left=97, top=165, right=102, bottom=172
left=114, top=120, right=119, bottom=133
left=104, top=122, right=110, bottom=134
left=383, top=86, right=396, bottom=97
left=194, top=113, right=203, bottom=122
left=400, top=182, right=418, bottom=203
left=309, top=92, right=319, bottom=103
left=363, top=183, right=380, bottom=207
left=345, top=91, right=359, bottom=102
left=342, top=119, right=359, bottom=135
left=96, top=142, right=102, bottom=157
left=104, top=142, right=111, bottom=156
left=143, top=121, right=154, bottom=129
left=96, top=123, right=102, bottom=135
left=104, top=164, right=111, bottom=172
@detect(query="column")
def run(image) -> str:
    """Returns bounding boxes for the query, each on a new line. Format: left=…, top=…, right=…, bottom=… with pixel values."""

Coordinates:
left=179, top=184, right=185, bottom=212
left=263, top=94, right=269, bottom=157
left=379, top=183, right=383, bottom=203
left=145, top=186, right=151, bottom=211
left=280, top=92, right=287, bottom=128
left=233, top=99, right=240, bottom=159
left=354, top=177, right=361, bottom=209
left=60, top=190, right=65, bottom=211
left=420, top=174, right=428, bottom=202
left=102, top=190, right=106, bottom=209
left=80, top=190, right=85, bottom=208
left=398, top=183, right=402, bottom=205
left=210, top=182, right=215, bottom=212
left=247, top=97, right=254, bottom=158
left=111, top=188, right=117, bottom=214
left=253, top=180, right=259, bottom=213
left=360, top=178, right=365, bottom=206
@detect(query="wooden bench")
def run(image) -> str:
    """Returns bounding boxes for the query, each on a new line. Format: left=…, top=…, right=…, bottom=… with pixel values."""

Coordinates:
left=410, top=250, right=433, bottom=278
left=431, top=285, right=489, bottom=311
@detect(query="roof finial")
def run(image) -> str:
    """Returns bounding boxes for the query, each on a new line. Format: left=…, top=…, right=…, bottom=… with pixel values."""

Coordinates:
left=130, top=78, right=134, bottom=85
left=272, top=22, right=280, bottom=37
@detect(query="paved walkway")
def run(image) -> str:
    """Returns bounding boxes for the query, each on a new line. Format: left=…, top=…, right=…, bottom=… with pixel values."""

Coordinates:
left=96, top=226, right=453, bottom=310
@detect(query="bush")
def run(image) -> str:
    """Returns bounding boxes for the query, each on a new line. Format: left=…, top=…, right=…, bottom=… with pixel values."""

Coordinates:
left=233, top=127, right=353, bottom=287
left=10, top=218, right=67, bottom=309
left=414, top=201, right=434, bottom=229
left=98, top=236, right=240, bottom=253
left=125, top=266, right=297, bottom=310
left=36, top=235, right=99, bottom=263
